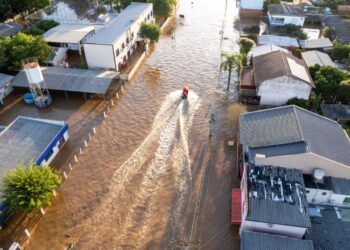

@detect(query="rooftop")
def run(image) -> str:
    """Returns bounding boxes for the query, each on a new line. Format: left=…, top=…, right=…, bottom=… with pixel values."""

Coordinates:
left=268, top=2, right=305, bottom=17
left=305, top=205, right=350, bottom=249
left=323, top=15, right=350, bottom=44
left=258, top=35, right=300, bottom=48
left=0, top=22, right=23, bottom=37
left=304, top=174, right=350, bottom=196
left=321, top=103, right=350, bottom=121
left=251, top=44, right=289, bottom=58
left=246, top=163, right=311, bottom=228
left=0, top=73, right=14, bottom=89
left=11, top=67, right=118, bottom=95
left=43, top=24, right=95, bottom=44
left=240, top=105, right=350, bottom=167
left=299, top=38, right=333, bottom=49
left=301, top=50, right=335, bottom=68
left=0, top=116, right=66, bottom=188
left=241, top=231, right=314, bottom=250
left=253, top=50, right=314, bottom=87
left=85, top=3, right=152, bottom=45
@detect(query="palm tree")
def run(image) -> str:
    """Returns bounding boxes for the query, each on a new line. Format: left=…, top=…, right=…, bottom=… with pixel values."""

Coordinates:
left=220, top=52, right=243, bottom=91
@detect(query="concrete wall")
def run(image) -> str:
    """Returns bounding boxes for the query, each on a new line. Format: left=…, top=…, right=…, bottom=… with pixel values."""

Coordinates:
left=255, top=152, right=350, bottom=178
left=257, top=76, right=311, bottom=106
left=268, top=12, right=305, bottom=26
left=84, top=44, right=115, bottom=69
left=0, top=86, right=13, bottom=104
left=241, top=0, right=264, bottom=10
left=306, top=188, right=333, bottom=204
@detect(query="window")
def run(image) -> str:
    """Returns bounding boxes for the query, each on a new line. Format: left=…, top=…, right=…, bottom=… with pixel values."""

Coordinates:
left=147, top=14, right=150, bottom=20
left=116, top=49, right=120, bottom=56
left=151, top=11, right=153, bottom=16
left=126, top=37, right=129, bottom=44
left=131, top=32, right=135, bottom=39
left=267, top=223, right=273, bottom=228
left=322, top=192, right=327, bottom=196
left=122, top=42, right=125, bottom=49
left=344, top=197, right=350, bottom=203
left=306, top=190, right=310, bottom=194
left=271, top=17, right=285, bottom=23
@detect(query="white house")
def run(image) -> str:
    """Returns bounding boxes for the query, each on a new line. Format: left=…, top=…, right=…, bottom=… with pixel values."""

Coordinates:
left=253, top=51, right=314, bottom=105
left=83, top=2, right=153, bottom=71
left=240, top=163, right=311, bottom=239
left=268, top=2, right=305, bottom=26
left=240, top=0, right=264, bottom=17
left=239, top=105, right=350, bottom=179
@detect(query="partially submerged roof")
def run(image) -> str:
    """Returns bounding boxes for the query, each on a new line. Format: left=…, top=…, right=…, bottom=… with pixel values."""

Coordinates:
left=85, top=3, right=152, bottom=45
left=252, top=44, right=289, bottom=58
left=240, top=105, right=350, bottom=166
left=0, top=73, right=14, bottom=89
left=0, top=22, right=23, bottom=37
left=323, top=15, right=350, bottom=44
left=0, top=116, right=66, bottom=188
left=321, top=103, right=350, bottom=121
left=241, top=231, right=314, bottom=250
left=43, top=24, right=95, bottom=44
left=299, top=38, right=333, bottom=49
left=258, top=35, right=299, bottom=47
left=268, top=2, right=305, bottom=17
left=12, top=67, right=118, bottom=94
left=253, top=50, right=314, bottom=87
left=329, top=177, right=350, bottom=196
left=246, top=163, right=311, bottom=228
left=301, top=50, right=335, bottom=68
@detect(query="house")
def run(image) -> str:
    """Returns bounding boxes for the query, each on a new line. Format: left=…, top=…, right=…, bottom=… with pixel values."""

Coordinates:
left=297, top=2, right=321, bottom=25
left=240, top=0, right=264, bottom=17
left=253, top=51, right=314, bottom=105
left=240, top=231, right=314, bottom=250
left=323, top=15, right=350, bottom=44
left=0, top=22, right=23, bottom=37
left=251, top=44, right=289, bottom=58
left=299, top=38, right=333, bottom=51
left=268, top=2, right=305, bottom=26
left=83, top=2, right=153, bottom=71
left=239, top=105, right=350, bottom=178
left=240, top=163, right=311, bottom=238
left=258, top=35, right=299, bottom=48
left=0, top=116, right=69, bottom=229
left=301, top=50, right=335, bottom=68
left=321, top=103, right=350, bottom=121
left=0, top=73, right=14, bottom=105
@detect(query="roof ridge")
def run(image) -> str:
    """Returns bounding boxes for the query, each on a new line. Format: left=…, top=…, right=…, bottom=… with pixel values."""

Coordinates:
left=294, top=105, right=340, bottom=125
left=292, top=105, right=305, bottom=142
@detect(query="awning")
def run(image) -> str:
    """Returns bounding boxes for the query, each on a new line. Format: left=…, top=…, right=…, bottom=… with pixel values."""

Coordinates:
left=231, top=188, right=242, bottom=224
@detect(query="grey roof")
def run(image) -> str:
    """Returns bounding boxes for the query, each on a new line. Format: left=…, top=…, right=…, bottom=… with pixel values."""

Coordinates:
left=321, top=104, right=350, bottom=121
left=329, top=177, right=350, bottom=196
left=301, top=50, right=335, bottom=68
left=241, top=231, right=314, bottom=250
left=240, top=105, right=350, bottom=167
left=258, top=35, right=300, bottom=47
left=253, top=50, right=314, bottom=87
left=0, top=117, right=66, bottom=189
left=268, top=2, right=305, bottom=17
left=323, top=15, right=350, bottom=44
left=85, top=3, right=152, bottom=45
left=0, top=22, right=23, bottom=37
left=0, top=73, right=14, bottom=89
left=299, top=38, right=333, bottom=49
left=11, top=67, right=118, bottom=94
left=252, top=44, right=289, bottom=58
left=246, top=164, right=311, bottom=228
left=305, top=205, right=350, bottom=250
left=43, top=24, right=95, bottom=44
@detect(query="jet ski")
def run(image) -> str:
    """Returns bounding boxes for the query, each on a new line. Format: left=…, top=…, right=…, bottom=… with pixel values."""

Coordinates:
left=182, top=86, right=189, bottom=99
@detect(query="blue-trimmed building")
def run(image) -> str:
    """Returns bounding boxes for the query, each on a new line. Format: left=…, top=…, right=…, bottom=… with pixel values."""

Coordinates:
left=0, top=116, right=69, bottom=229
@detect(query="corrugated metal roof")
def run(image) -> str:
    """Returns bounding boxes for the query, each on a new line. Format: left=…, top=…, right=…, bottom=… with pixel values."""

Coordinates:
left=240, top=105, right=350, bottom=167
left=323, top=15, right=350, bottom=44
left=0, top=73, right=14, bottom=89
left=301, top=50, right=335, bottom=67
left=241, top=231, right=315, bottom=250
left=11, top=67, right=118, bottom=94
left=258, top=35, right=299, bottom=47
left=252, top=44, right=289, bottom=58
left=0, top=117, right=66, bottom=190
left=43, top=24, right=95, bottom=44
left=268, top=2, right=305, bottom=17
left=329, top=177, right=350, bottom=195
left=85, top=3, right=152, bottom=45
left=299, top=38, right=333, bottom=49
left=0, top=22, right=23, bottom=37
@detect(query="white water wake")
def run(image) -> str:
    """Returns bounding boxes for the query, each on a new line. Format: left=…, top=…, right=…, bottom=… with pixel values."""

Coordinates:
left=80, top=90, right=200, bottom=247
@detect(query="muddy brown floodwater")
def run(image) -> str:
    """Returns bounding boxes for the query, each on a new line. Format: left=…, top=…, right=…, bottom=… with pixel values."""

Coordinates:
left=24, top=0, right=240, bottom=249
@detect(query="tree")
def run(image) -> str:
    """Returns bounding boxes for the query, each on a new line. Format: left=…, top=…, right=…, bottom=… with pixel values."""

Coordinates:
left=1, top=163, right=61, bottom=214
left=0, top=38, right=7, bottom=68
left=286, top=97, right=309, bottom=109
left=314, top=66, right=346, bottom=97
left=4, top=33, right=53, bottom=69
left=239, top=37, right=255, bottom=54
left=139, top=22, right=161, bottom=43
left=36, top=20, right=59, bottom=32
left=221, top=53, right=242, bottom=91
left=330, top=44, right=350, bottom=62
left=151, top=0, right=175, bottom=19
left=23, top=27, right=45, bottom=36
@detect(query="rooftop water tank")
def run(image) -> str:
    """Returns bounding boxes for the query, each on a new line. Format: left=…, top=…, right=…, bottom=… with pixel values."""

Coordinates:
left=313, top=168, right=325, bottom=183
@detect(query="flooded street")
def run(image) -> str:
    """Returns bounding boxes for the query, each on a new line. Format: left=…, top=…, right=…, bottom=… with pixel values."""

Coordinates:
left=24, top=0, right=240, bottom=248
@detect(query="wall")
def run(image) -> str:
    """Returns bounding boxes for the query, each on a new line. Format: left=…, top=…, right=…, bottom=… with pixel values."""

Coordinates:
left=306, top=188, right=333, bottom=204
left=84, top=44, right=115, bottom=69
left=268, top=12, right=305, bottom=26
left=257, top=76, right=311, bottom=106
left=255, top=152, right=350, bottom=178
left=0, top=86, right=14, bottom=104
left=241, top=0, right=264, bottom=10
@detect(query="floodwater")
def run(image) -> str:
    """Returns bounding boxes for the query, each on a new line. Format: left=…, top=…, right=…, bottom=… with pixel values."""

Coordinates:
left=25, top=0, right=240, bottom=248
